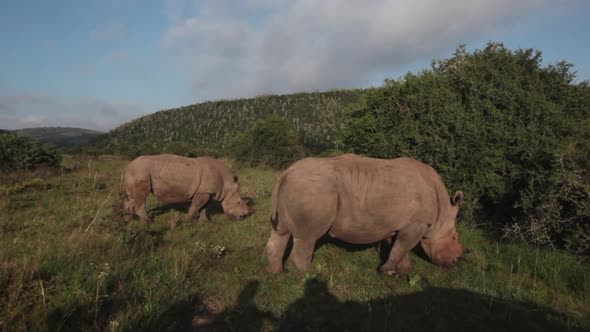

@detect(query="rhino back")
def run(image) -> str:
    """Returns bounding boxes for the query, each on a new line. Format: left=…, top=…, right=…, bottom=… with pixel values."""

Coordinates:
left=332, top=157, right=440, bottom=241
left=146, top=155, right=219, bottom=202
left=276, top=155, right=442, bottom=243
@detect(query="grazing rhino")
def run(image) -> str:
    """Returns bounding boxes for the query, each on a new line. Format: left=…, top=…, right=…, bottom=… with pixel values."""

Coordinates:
left=266, top=154, right=465, bottom=275
left=122, top=154, right=250, bottom=223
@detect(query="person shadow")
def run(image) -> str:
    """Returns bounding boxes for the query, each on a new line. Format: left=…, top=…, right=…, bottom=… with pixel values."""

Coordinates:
left=278, top=278, right=352, bottom=331
left=215, top=280, right=277, bottom=331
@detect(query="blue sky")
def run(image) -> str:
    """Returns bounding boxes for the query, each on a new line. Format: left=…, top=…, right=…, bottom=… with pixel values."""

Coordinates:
left=0, top=0, right=588, bottom=131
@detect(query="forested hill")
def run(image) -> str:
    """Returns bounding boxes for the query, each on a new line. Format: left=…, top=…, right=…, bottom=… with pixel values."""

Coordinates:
left=14, top=127, right=105, bottom=147
left=90, top=90, right=364, bottom=155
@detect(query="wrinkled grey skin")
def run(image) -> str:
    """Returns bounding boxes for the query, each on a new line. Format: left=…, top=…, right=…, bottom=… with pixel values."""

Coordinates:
left=266, top=154, right=465, bottom=275
left=122, top=154, right=250, bottom=223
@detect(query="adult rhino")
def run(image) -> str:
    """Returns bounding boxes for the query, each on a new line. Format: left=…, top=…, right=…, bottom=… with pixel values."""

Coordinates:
left=122, top=154, right=250, bottom=223
left=266, top=154, right=465, bottom=275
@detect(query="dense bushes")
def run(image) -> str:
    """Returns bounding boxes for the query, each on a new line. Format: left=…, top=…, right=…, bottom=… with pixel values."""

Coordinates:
left=162, top=142, right=222, bottom=158
left=0, top=131, right=62, bottom=171
left=341, top=43, right=590, bottom=254
left=228, top=115, right=307, bottom=168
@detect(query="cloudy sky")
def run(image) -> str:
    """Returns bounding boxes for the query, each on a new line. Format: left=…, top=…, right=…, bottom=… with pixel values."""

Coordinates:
left=0, top=0, right=588, bottom=131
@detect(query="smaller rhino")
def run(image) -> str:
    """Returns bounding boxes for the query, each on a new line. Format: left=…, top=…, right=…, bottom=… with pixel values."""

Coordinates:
left=121, top=154, right=250, bottom=223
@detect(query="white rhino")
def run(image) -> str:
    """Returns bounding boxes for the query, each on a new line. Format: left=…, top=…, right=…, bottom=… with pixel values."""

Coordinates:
left=266, top=154, right=465, bottom=274
left=122, top=154, right=250, bottom=223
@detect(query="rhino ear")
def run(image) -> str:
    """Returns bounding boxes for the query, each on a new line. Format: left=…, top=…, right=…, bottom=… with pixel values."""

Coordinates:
left=451, top=191, right=464, bottom=206
left=233, top=175, right=239, bottom=183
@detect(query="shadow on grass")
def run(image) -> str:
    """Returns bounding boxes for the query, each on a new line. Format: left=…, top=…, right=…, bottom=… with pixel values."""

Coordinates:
left=278, top=279, right=579, bottom=331
left=147, top=194, right=257, bottom=220
left=43, top=278, right=583, bottom=331
left=310, top=234, right=429, bottom=269
left=149, top=201, right=191, bottom=216
left=214, top=279, right=579, bottom=331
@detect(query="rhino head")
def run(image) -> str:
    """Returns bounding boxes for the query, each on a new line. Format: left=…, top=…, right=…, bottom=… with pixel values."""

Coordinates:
left=421, top=191, right=465, bottom=268
left=221, top=175, right=251, bottom=220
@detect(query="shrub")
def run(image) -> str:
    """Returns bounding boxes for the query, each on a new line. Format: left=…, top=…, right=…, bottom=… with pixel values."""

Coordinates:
left=162, top=141, right=194, bottom=157
left=506, top=153, right=590, bottom=255
left=228, top=115, right=307, bottom=168
left=341, top=42, right=590, bottom=254
left=0, top=132, right=62, bottom=171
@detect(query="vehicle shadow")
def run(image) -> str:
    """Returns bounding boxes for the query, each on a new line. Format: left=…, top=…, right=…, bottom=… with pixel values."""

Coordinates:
left=272, top=279, right=581, bottom=332
left=44, top=278, right=584, bottom=331
left=216, top=279, right=581, bottom=332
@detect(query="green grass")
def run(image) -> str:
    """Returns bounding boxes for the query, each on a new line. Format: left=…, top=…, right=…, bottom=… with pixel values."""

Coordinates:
left=1, top=155, right=588, bottom=331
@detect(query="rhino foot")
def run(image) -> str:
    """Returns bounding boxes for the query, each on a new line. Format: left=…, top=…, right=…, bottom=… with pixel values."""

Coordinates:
left=266, top=265, right=284, bottom=274
left=379, top=262, right=413, bottom=276
left=396, top=257, right=414, bottom=275
left=198, top=212, right=210, bottom=222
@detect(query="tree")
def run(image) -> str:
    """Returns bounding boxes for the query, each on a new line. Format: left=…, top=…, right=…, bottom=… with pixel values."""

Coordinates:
left=0, top=132, right=62, bottom=170
left=228, top=115, right=307, bottom=168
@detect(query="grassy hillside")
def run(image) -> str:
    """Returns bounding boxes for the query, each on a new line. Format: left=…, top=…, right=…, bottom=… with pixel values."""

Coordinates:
left=14, top=127, right=105, bottom=148
left=91, top=90, right=363, bottom=155
left=1, top=155, right=588, bottom=331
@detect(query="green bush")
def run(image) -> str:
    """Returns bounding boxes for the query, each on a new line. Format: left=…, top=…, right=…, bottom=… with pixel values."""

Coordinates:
left=0, top=132, right=62, bottom=171
left=162, top=141, right=194, bottom=157
left=341, top=42, right=590, bottom=254
left=507, top=153, right=590, bottom=255
left=228, top=115, right=307, bottom=168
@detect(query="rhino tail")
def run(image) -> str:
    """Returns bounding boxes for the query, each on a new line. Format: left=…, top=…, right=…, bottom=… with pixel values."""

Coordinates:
left=270, top=171, right=289, bottom=230
left=119, top=164, right=129, bottom=195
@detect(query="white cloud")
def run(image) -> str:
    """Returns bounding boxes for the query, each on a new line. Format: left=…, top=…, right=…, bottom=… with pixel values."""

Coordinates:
left=0, top=92, right=58, bottom=114
left=162, top=0, right=546, bottom=100
left=20, top=114, right=46, bottom=127
left=0, top=91, right=145, bottom=131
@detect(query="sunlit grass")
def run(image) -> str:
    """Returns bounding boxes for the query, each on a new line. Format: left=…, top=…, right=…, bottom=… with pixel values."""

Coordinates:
left=0, top=155, right=588, bottom=330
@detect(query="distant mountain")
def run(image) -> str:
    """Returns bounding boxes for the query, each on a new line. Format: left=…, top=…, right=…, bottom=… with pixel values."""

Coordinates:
left=13, top=127, right=105, bottom=147
left=90, top=89, right=365, bottom=155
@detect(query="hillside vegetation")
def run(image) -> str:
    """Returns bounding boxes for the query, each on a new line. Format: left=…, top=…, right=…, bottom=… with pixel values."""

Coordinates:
left=14, top=127, right=105, bottom=148
left=90, top=90, right=363, bottom=156
left=0, top=155, right=588, bottom=330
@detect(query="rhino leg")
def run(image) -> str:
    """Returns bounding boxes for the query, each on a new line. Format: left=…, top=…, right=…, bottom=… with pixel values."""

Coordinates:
left=126, top=177, right=152, bottom=224
left=291, top=238, right=316, bottom=272
left=266, top=229, right=291, bottom=273
left=379, top=223, right=427, bottom=275
left=135, top=196, right=153, bottom=224
left=396, top=253, right=414, bottom=274
left=188, top=193, right=211, bottom=222
left=198, top=209, right=209, bottom=222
